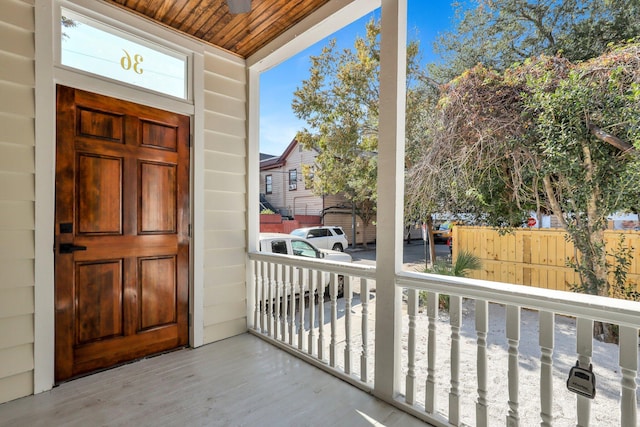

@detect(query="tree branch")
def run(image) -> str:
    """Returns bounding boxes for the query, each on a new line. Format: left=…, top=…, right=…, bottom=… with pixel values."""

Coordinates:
left=542, top=175, right=567, bottom=229
left=588, top=123, right=638, bottom=156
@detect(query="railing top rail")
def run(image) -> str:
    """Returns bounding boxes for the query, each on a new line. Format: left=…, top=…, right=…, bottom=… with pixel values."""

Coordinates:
left=248, top=251, right=377, bottom=279
left=398, top=270, right=640, bottom=328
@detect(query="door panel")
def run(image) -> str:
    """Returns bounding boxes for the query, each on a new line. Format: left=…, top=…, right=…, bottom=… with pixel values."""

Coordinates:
left=77, top=154, right=122, bottom=234
left=140, top=162, right=177, bottom=233
left=55, top=86, right=190, bottom=382
left=140, top=256, right=177, bottom=329
left=76, top=261, right=124, bottom=344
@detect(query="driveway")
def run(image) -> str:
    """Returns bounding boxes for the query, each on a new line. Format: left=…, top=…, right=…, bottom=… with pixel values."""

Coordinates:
left=347, top=240, right=451, bottom=272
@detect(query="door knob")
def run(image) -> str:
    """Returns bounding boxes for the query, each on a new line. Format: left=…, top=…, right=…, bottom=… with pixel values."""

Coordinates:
left=60, top=243, right=87, bottom=254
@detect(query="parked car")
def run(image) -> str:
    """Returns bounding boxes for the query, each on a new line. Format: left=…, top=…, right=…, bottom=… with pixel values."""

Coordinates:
left=290, top=226, right=349, bottom=251
left=432, top=221, right=455, bottom=244
left=258, top=233, right=352, bottom=296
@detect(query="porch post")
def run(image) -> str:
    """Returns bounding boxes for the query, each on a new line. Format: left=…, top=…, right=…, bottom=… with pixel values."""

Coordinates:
left=374, top=0, right=406, bottom=399
left=246, top=66, right=261, bottom=329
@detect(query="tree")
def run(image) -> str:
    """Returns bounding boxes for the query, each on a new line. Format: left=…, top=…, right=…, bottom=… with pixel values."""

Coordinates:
left=292, top=19, right=426, bottom=248
left=409, top=43, right=640, bottom=340
left=430, top=0, right=640, bottom=82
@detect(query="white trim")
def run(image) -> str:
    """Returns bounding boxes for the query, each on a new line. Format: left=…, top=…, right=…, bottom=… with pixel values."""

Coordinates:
left=190, top=51, right=205, bottom=348
left=53, top=67, right=196, bottom=116
left=34, top=0, right=57, bottom=394
left=34, top=0, right=209, bottom=392
left=246, top=66, right=260, bottom=328
left=247, top=0, right=380, bottom=73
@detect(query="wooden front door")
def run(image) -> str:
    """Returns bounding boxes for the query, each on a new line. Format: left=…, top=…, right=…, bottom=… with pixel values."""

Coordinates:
left=55, top=86, right=190, bottom=382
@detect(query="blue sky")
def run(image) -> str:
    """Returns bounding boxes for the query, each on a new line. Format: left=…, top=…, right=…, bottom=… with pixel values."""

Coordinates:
left=259, top=0, right=458, bottom=155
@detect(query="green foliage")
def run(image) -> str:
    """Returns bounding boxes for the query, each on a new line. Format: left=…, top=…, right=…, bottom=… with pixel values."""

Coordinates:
left=425, top=250, right=482, bottom=278
left=421, top=250, right=482, bottom=310
left=292, top=19, right=429, bottom=244
left=569, top=235, right=640, bottom=301
left=430, top=0, right=640, bottom=82
left=260, top=208, right=275, bottom=215
left=414, top=42, right=640, bottom=306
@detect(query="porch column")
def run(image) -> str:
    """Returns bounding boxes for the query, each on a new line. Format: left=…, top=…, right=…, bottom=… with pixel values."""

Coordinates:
left=374, top=0, right=407, bottom=399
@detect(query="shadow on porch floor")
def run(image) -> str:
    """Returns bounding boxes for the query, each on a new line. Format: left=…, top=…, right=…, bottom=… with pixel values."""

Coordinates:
left=0, top=333, right=430, bottom=426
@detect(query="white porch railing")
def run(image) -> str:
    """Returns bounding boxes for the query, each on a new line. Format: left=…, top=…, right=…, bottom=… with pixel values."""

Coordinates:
left=248, top=253, right=640, bottom=426
left=396, top=272, right=640, bottom=427
left=248, top=252, right=376, bottom=391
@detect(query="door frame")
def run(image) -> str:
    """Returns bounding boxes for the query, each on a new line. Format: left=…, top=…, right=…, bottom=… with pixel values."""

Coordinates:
left=34, top=0, right=210, bottom=393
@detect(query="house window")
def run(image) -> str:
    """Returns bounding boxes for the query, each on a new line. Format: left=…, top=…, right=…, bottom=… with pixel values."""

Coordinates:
left=265, top=175, right=272, bottom=194
left=289, top=169, right=297, bottom=191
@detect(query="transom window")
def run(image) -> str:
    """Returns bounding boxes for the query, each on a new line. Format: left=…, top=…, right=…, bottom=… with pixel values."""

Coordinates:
left=60, top=8, right=189, bottom=99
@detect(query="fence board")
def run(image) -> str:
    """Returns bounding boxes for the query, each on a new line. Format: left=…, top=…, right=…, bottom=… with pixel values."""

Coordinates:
left=453, top=226, right=640, bottom=293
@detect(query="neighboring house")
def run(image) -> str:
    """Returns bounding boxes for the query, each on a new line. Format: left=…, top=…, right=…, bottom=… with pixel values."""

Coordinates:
left=259, top=139, right=376, bottom=244
left=260, top=138, right=323, bottom=218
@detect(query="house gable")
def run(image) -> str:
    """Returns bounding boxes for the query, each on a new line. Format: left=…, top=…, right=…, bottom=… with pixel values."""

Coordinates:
left=259, top=139, right=324, bottom=218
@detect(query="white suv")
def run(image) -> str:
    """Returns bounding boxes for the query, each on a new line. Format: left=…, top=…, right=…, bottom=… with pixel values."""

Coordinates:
left=290, top=226, right=349, bottom=252
left=258, top=233, right=351, bottom=296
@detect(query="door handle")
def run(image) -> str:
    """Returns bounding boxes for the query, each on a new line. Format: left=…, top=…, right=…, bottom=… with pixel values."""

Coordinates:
left=60, top=243, right=87, bottom=254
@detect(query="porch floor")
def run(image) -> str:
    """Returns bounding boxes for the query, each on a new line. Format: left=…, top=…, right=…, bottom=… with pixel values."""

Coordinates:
left=0, top=333, right=430, bottom=427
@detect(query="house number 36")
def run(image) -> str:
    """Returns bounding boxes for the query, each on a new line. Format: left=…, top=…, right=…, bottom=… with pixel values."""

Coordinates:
left=120, top=49, right=144, bottom=74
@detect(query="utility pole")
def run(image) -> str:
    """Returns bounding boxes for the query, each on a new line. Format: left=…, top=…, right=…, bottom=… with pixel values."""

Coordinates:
left=351, top=202, right=357, bottom=249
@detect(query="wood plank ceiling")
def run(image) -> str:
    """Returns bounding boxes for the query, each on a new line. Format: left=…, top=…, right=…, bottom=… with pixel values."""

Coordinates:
left=105, top=0, right=331, bottom=58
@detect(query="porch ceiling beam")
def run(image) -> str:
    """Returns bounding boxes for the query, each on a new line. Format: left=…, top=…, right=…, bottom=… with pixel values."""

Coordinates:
left=247, top=0, right=381, bottom=72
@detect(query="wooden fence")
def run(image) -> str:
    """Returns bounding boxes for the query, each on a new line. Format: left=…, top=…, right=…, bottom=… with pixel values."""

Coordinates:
left=452, top=226, right=640, bottom=293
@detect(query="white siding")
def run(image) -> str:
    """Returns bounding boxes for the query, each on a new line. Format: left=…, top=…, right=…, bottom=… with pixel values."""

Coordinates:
left=0, top=0, right=35, bottom=404
left=201, top=50, right=248, bottom=344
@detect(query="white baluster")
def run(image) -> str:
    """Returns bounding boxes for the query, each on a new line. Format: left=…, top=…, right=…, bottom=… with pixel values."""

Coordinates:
left=261, top=261, right=268, bottom=334
left=506, top=305, right=520, bottom=427
left=619, top=325, right=638, bottom=427
left=425, top=291, right=438, bottom=414
left=273, top=263, right=280, bottom=340
left=288, top=265, right=296, bottom=345
left=475, top=299, right=488, bottom=427
left=253, top=260, right=260, bottom=333
left=267, top=263, right=274, bottom=337
left=449, top=295, right=462, bottom=425
left=307, top=270, right=318, bottom=356
left=344, top=275, right=353, bottom=375
left=298, top=268, right=306, bottom=352
left=330, top=273, right=338, bottom=368
left=406, top=288, right=418, bottom=405
left=317, top=271, right=325, bottom=362
left=576, top=317, right=593, bottom=427
left=539, top=311, right=554, bottom=427
left=360, top=278, right=370, bottom=382
left=281, top=264, right=289, bottom=343
left=277, top=264, right=286, bottom=342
